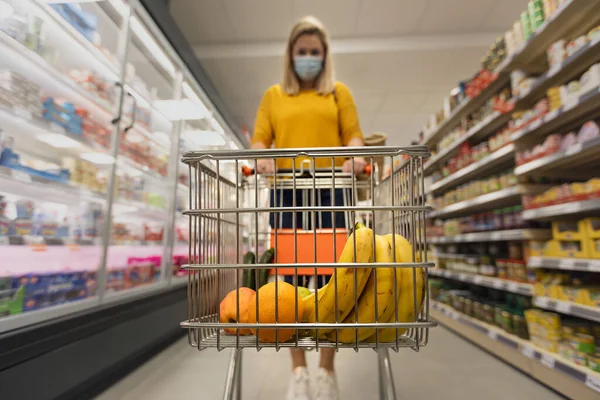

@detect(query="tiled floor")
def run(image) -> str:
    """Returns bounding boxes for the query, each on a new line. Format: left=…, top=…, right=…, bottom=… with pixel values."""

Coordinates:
left=96, top=327, right=563, bottom=400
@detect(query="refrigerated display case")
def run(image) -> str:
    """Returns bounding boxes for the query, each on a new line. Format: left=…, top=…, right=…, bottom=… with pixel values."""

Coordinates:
left=0, top=0, right=243, bottom=331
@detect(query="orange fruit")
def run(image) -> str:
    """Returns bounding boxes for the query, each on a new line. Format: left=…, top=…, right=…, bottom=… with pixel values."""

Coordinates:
left=247, top=281, right=304, bottom=343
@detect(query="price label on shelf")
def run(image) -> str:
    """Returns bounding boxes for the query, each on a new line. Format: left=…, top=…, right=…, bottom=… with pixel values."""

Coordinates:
left=535, top=297, right=549, bottom=308
left=30, top=243, right=47, bottom=252
left=555, top=301, right=571, bottom=314
left=521, top=345, right=536, bottom=359
left=547, top=63, right=561, bottom=78
left=493, top=280, right=504, bottom=289
left=540, top=354, right=556, bottom=369
left=585, top=374, right=600, bottom=393
left=508, top=283, right=519, bottom=292
left=13, top=107, right=32, bottom=121
left=544, top=109, right=559, bottom=121
left=473, top=276, right=483, bottom=284
left=12, top=170, right=32, bottom=183
left=564, top=97, right=578, bottom=111
left=67, top=244, right=81, bottom=252
left=529, top=119, right=542, bottom=130
left=487, top=330, right=498, bottom=340
left=49, top=124, right=66, bottom=135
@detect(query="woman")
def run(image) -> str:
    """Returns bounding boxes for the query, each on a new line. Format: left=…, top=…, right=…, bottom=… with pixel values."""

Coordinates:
left=251, top=16, right=365, bottom=400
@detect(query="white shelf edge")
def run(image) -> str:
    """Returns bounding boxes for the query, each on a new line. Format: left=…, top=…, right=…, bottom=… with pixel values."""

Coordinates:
left=431, top=300, right=600, bottom=397
left=429, top=143, right=515, bottom=194
left=429, top=185, right=523, bottom=218
left=528, top=257, right=600, bottom=272
left=429, top=269, right=533, bottom=295
left=515, top=136, right=600, bottom=176
left=427, top=229, right=552, bottom=244
left=533, top=296, right=600, bottom=323
left=522, top=199, right=600, bottom=220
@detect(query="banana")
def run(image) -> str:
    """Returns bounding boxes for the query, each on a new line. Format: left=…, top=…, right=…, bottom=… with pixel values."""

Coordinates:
left=307, top=224, right=373, bottom=335
left=366, top=234, right=425, bottom=343
left=327, top=234, right=397, bottom=343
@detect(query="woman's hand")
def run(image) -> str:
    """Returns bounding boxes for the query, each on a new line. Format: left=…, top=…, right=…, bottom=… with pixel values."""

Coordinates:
left=342, top=157, right=367, bottom=175
left=256, top=159, right=276, bottom=175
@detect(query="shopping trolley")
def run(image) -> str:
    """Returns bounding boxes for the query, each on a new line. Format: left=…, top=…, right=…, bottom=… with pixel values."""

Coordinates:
left=181, top=147, right=436, bottom=400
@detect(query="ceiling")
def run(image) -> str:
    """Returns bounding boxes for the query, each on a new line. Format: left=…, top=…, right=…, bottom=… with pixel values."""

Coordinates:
left=170, top=0, right=527, bottom=146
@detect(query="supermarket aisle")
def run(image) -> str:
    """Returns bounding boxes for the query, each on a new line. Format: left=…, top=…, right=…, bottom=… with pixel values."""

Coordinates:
left=96, top=327, right=562, bottom=400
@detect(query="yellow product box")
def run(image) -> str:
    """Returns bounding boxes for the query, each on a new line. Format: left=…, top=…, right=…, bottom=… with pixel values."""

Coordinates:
left=534, top=283, right=553, bottom=297
left=575, top=287, right=600, bottom=307
left=542, top=240, right=560, bottom=257
left=553, top=239, right=591, bottom=258
left=557, top=286, right=580, bottom=303
left=552, top=220, right=586, bottom=241
left=588, top=238, right=600, bottom=259
left=583, top=218, right=600, bottom=239
left=532, top=336, right=559, bottom=353
left=528, top=240, right=547, bottom=257
left=539, top=311, right=561, bottom=330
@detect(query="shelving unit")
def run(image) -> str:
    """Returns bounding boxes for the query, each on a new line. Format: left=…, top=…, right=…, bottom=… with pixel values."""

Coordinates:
left=429, top=268, right=533, bottom=295
left=413, top=2, right=600, bottom=397
left=428, top=229, right=552, bottom=244
left=522, top=199, right=600, bottom=220
left=528, top=256, right=600, bottom=272
left=0, top=0, right=242, bottom=332
left=428, top=185, right=547, bottom=219
left=432, top=301, right=600, bottom=400
left=533, top=297, right=600, bottom=323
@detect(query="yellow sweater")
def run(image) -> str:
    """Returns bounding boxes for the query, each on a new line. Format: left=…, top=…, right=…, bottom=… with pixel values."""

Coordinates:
left=251, top=82, right=363, bottom=170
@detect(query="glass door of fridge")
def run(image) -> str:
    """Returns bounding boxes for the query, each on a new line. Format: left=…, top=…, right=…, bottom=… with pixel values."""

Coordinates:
left=103, top=5, right=180, bottom=298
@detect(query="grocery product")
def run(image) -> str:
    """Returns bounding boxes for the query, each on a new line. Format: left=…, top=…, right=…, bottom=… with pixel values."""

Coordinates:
left=257, top=248, right=274, bottom=288
left=248, top=281, right=304, bottom=343
left=305, top=224, right=374, bottom=333
left=331, top=234, right=395, bottom=342
left=219, top=287, right=256, bottom=335
left=242, top=251, right=256, bottom=290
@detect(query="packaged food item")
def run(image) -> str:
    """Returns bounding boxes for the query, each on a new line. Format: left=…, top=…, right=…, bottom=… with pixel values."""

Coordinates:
left=546, top=40, right=566, bottom=69
left=589, top=352, right=600, bottom=373
left=589, top=25, right=600, bottom=43
left=528, top=0, right=545, bottom=32
left=566, top=35, right=588, bottom=57
left=570, top=333, right=596, bottom=354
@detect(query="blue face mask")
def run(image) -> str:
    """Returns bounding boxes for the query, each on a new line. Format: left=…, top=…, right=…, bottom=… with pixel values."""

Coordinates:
left=294, top=56, right=323, bottom=81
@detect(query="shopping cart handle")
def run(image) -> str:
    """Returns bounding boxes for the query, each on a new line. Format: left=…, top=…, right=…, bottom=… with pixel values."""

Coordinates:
left=241, top=165, right=371, bottom=177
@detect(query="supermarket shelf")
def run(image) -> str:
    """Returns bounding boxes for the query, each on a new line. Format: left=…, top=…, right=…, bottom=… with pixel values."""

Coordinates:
left=528, top=257, right=600, bottom=272
left=429, top=144, right=515, bottom=195
left=0, top=104, right=168, bottom=185
left=522, top=199, right=600, bottom=221
left=427, top=229, right=552, bottom=244
left=514, top=136, right=600, bottom=177
left=428, top=185, right=546, bottom=219
left=431, top=301, right=600, bottom=400
left=0, top=30, right=115, bottom=122
left=497, top=0, right=600, bottom=74
left=533, top=296, right=600, bottom=323
left=0, top=165, right=106, bottom=206
left=423, top=77, right=510, bottom=147
left=515, top=34, right=600, bottom=109
left=422, top=0, right=600, bottom=148
left=429, top=269, right=533, bottom=295
left=39, top=0, right=120, bottom=81
left=511, top=87, right=600, bottom=144
left=423, top=111, right=511, bottom=174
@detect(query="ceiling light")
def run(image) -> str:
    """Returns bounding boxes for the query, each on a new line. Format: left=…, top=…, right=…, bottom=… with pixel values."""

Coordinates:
left=81, top=153, right=115, bottom=165
left=37, top=133, right=83, bottom=149
left=130, top=16, right=176, bottom=76
left=154, top=99, right=211, bottom=121
left=182, top=130, right=226, bottom=147
left=0, top=0, right=13, bottom=19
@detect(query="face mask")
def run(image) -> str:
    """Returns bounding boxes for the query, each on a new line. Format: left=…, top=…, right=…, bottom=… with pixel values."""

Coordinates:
left=294, top=56, right=323, bottom=81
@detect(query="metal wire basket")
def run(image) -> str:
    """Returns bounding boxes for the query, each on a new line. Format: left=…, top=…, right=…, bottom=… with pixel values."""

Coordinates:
left=181, top=146, right=435, bottom=353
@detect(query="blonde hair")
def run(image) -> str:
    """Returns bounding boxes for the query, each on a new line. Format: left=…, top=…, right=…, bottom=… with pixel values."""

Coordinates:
left=282, top=16, right=335, bottom=96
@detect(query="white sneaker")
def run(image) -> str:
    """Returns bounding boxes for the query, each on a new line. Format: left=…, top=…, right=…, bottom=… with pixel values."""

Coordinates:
left=315, top=368, right=338, bottom=400
left=286, top=367, right=312, bottom=400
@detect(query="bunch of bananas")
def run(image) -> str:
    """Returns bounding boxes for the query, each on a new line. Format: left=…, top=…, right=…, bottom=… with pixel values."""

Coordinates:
left=302, top=223, right=425, bottom=343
